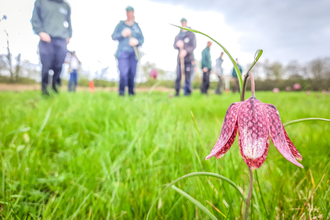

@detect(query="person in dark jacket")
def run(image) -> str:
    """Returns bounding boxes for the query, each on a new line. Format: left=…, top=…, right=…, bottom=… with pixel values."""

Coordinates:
left=201, top=41, right=212, bottom=94
left=173, top=18, right=196, bottom=96
left=31, top=0, right=72, bottom=95
left=231, top=58, right=242, bottom=93
left=112, top=6, right=144, bottom=96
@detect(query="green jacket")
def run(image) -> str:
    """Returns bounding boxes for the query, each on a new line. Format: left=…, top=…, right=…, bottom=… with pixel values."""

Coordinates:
left=32, top=0, right=72, bottom=39
left=201, top=47, right=212, bottom=70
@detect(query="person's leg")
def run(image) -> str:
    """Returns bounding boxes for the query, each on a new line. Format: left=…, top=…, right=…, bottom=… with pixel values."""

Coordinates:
left=73, top=70, right=78, bottom=92
left=39, top=40, right=54, bottom=95
left=201, top=71, right=207, bottom=93
left=68, top=72, right=73, bottom=91
left=215, top=76, right=221, bottom=94
left=190, top=66, right=195, bottom=92
left=128, top=53, right=138, bottom=95
left=118, top=52, right=130, bottom=95
left=205, top=70, right=210, bottom=94
left=184, top=63, right=192, bottom=95
left=175, top=63, right=181, bottom=96
left=219, top=77, right=223, bottom=94
left=52, top=38, right=67, bottom=92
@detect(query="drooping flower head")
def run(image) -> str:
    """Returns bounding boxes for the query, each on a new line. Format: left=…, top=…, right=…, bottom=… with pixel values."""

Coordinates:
left=273, top=88, right=279, bottom=93
left=150, top=69, right=158, bottom=79
left=293, top=83, right=301, bottom=91
left=206, top=74, right=303, bottom=169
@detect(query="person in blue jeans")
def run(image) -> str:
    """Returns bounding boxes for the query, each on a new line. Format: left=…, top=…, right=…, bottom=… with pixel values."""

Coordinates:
left=111, top=6, right=144, bottom=96
left=31, top=0, right=72, bottom=95
left=68, top=51, right=80, bottom=92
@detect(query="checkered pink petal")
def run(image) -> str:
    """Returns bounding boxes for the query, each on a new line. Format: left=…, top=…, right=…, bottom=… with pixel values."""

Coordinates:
left=205, top=102, right=241, bottom=160
left=264, top=104, right=303, bottom=168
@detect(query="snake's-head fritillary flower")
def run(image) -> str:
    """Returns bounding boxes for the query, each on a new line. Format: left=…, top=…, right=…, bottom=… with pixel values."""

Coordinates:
left=206, top=96, right=303, bottom=169
left=273, top=88, right=279, bottom=93
left=293, top=83, right=301, bottom=91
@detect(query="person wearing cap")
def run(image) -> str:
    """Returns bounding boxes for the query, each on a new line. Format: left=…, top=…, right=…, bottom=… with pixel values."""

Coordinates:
left=231, top=58, right=242, bottom=93
left=31, top=0, right=72, bottom=96
left=111, top=6, right=144, bottom=96
left=173, top=18, right=196, bottom=96
left=201, top=41, right=212, bottom=94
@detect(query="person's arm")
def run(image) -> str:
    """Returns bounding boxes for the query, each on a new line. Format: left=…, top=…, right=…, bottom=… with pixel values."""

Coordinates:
left=208, top=52, right=212, bottom=70
left=173, top=35, right=180, bottom=50
left=201, top=50, right=206, bottom=69
left=135, top=24, right=144, bottom=46
left=67, top=6, right=72, bottom=38
left=31, top=0, right=44, bottom=34
left=111, top=23, right=124, bottom=41
left=184, top=33, right=196, bottom=54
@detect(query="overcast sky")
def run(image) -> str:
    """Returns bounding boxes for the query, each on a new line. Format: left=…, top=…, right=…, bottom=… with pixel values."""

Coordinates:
left=0, top=0, right=329, bottom=78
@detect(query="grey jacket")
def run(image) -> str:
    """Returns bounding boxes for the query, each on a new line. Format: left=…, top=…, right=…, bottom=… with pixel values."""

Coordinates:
left=173, top=30, right=196, bottom=63
left=32, top=0, right=72, bottom=39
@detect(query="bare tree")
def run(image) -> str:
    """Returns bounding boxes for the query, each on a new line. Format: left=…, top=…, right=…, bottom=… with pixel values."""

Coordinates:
left=309, top=58, right=330, bottom=80
left=286, top=60, right=302, bottom=79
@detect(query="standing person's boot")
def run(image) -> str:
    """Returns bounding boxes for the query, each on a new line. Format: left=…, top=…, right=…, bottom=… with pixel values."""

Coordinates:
left=52, top=84, right=59, bottom=93
left=42, top=83, right=50, bottom=96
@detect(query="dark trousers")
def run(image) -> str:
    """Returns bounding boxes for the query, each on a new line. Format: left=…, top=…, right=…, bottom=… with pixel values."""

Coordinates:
left=118, top=51, right=137, bottom=95
left=39, top=38, right=67, bottom=93
left=215, top=76, right=223, bottom=94
left=232, top=77, right=240, bottom=93
left=200, top=70, right=210, bottom=94
left=175, top=62, right=192, bottom=96
left=68, top=70, right=78, bottom=92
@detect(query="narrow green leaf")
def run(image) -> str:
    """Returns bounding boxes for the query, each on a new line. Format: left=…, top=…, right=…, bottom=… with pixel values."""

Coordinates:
left=171, top=24, right=243, bottom=93
left=246, top=50, right=263, bottom=74
left=283, top=118, right=330, bottom=127
left=146, top=172, right=244, bottom=220
left=171, top=185, right=218, bottom=220
left=191, top=111, right=207, bottom=155
left=37, top=107, right=52, bottom=136
left=148, top=80, right=162, bottom=95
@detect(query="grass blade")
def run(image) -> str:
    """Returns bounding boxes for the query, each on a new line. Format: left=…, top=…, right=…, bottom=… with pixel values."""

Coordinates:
left=171, top=185, right=217, bottom=220
left=191, top=111, right=207, bottom=155
left=146, top=172, right=244, bottom=220
left=171, top=24, right=243, bottom=93
left=283, top=118, right=330, bottom=127
left=148, top=80, right=162, bottom=95
left=37, top=107, right=52, bottom=136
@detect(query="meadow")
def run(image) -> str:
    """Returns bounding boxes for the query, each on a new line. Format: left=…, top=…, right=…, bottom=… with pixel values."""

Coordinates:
left=0, top=90, right=329, bottom=219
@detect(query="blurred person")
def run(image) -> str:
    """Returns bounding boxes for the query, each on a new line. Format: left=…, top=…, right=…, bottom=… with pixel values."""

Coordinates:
left=173, top=18, right=196, bottom=96
left=231, top=58, right=242, bottom=93
left=215, top=52, right=224, bottom=94
left=200, top=41, right=212, bottom=94
left=31, top=0, right=72, bottom=96
left=68, top=51, right=81, bottom=92
left=111, top=6, right=144, bottom=96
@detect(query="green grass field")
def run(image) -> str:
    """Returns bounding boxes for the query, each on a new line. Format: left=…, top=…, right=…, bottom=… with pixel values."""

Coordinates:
left=0, top=90, right=329, bottom=219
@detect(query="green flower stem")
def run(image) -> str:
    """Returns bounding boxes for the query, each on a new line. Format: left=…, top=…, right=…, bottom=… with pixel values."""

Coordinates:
left=241, top=75, right=254, bottom=220
left=243, top=167, right=253, bottom=220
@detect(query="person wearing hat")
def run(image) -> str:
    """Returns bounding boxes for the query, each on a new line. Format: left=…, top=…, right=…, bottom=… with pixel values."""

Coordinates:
left=173, top=18, right=196, bottom=96
left=111, top=6, right=144, bottom=96
left=31, top=0, right=72, bottom=96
